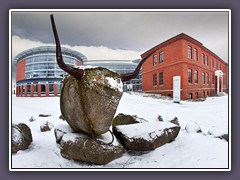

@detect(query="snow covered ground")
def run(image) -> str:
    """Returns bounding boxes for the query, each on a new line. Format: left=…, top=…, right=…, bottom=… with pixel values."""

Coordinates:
left=10, top=92, right=230, bottom=170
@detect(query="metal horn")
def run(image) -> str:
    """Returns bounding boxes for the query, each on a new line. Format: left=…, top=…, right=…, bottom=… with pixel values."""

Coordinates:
left=120, top=52, right=155, bottom=82
left=50, top=14, right=85, bottom=79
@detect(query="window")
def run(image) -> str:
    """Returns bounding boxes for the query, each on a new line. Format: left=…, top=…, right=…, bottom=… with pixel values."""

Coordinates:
left=153, top=74, right=157, bottom=86
left=153, top=55, right=157, bottom=66
left=188, top=69, right=192, bottom=83
left=159, top=52, right=164, bottom=63
left=159, top=72, right=164, bottom=85
left=212, top=58, right=214, bottom=68
left=188, top=93, right=193, bottom=100
left=206, top=55, right=208, bottom=66
left=194, top=70, right=198, bottom=84
left=195, top=92, right=198, bottom=99
left=212, top=73, right=215, bottom=84
left=206, top=73, right=209, bottom=84
left=202, top=72, right=205, bottom=84
left=188, top=46, right=192, bottom=59
left=202, top=54, right=205, bottom=64
left=194, top=49, right=198, bottom=61
left=216, top=61, right=218, bottom=69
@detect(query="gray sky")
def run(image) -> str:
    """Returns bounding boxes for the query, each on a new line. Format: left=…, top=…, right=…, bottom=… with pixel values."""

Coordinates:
left=11, top=10, right=229, bottom=62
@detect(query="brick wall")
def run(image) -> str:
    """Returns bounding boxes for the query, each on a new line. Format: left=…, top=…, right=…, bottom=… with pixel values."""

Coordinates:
left=16, top=59, right=26, bottom=82
left=141, top=33, right=229, bottom=100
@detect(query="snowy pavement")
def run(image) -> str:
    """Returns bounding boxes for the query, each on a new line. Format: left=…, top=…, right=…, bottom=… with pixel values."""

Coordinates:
left=10, top=92, right=229, bottom=170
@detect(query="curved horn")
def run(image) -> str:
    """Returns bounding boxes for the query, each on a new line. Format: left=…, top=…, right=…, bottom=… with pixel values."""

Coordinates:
left=120, top=52, right=155, bottom=82
left=50, top=14, right=85, bottom=79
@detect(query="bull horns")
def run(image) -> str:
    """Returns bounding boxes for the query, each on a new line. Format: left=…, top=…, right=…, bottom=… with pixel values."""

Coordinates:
left=50, top=14, right=154, bottom=82
left=50, top=14, right=85, bottom=79
left=120, top=52, right=154, bottom=82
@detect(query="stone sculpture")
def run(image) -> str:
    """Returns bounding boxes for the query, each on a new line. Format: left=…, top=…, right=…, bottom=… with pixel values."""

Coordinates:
left=50, top=14, right=153, bottom=140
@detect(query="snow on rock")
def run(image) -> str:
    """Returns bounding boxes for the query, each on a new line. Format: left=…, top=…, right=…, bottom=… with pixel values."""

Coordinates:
left=60, top=132, right=125, bottom=165
left=185, top=120, right=202, bottom=134
left=12, top=123, right=33, bottom=154
left=40, top=121, right=54, bottom=132
left=113, top=121, right=180, bottom=151
left=54, top=124, right=75, bottom=144
left=106, top=77, right=123, bottom=92
left=112, top=113, right=148, bottom=126
left=207, top=128, right=229, bottom=141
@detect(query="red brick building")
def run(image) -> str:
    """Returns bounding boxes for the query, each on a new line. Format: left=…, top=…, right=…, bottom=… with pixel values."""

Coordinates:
left=141, top=33, right=228, bottom=100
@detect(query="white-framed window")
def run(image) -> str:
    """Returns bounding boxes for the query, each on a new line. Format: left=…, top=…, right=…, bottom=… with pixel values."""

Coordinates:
left=194, top=48, right=198, bottom=61
left=159, top=72, right=164, bottom=85
left=153, top=74, right=157, bottom=86
left=159, top=51, right=164, bottom=64
left=206, top=73, right=209, bottom=84
left=194, top=70, right=198, bottom=84
left=153, top=55, right=157, bottom=66
left=202, top=72, right=205, bottom=84
left=202, top=54, right=205, bottom=64
left=188, top=46, right=192, bottom=59
left=188, top=69, right=192, bottom=83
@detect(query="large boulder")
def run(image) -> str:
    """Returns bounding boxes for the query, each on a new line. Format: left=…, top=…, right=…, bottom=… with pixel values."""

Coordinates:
left=12, top=123, right=33, bottom=154
left=60, top=131, right=125, bottom=165
left=112, top=113, right=148, bottom=126
left=113, top=121, right=180, bottom=151
left=60, top=67, right=123, bottom=136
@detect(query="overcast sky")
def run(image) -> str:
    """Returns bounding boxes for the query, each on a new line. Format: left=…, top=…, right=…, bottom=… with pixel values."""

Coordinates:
left=11, top=10, right=229, bottom=65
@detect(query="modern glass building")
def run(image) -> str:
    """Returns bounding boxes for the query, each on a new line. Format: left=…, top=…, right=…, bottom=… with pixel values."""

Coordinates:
left=85, top=59, right=142, bottom=92
left=14, top=46, right=87, bottom=97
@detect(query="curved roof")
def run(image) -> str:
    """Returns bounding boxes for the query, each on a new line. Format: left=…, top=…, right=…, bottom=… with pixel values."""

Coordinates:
left=14, top=46, right=87, bottom=63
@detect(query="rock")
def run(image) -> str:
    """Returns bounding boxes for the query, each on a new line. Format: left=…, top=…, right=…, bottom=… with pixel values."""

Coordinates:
left=207, top=130, right=228, bottom=142
left=54, top=124, right=74, bottom=144
left=169, top=117, right=180, bottom=126
left=60, top=131, right=125, bottom=165
left=12, top=123, right=33, bottom=154
left=59, top=114, right=65, bottom=121
left=29, top=116, right=36, bottom=122
left=157, top=115, right=164, bottom=122
left=39, top=113, right=51, bottom=117
left=185, top=120, right=202, bottom=133
left=112, top=113, right=148, bottom=126
left=113, top=121, right=180, bottom=151
left=40, top=121, right=54, bottom=132
left=60, top=67, right=123, bottom=136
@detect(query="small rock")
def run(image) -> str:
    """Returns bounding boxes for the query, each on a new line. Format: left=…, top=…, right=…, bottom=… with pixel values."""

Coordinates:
left=29, top=116, right=36, bottom=122
left=185, top=120, right=202, bottom=133
left=39, top=114, right=51, bottom=117
left=59, top=114, right=65, bottom=121
left=157, top=115, right=164, bottom=122
left=169, top=117, right=180, bottom=126
left=207, top=130, right=229, bottom=142
left=12, top=123, right=33, bottom=154
left=40, top=121, right=54, bottom=132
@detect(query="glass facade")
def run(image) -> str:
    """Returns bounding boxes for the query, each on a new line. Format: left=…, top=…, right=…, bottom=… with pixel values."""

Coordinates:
left=14, top=46, right=86, bottom=97
left=25, top=54, right=78, bottom=79
left=85, top=60, right=142, bottom=92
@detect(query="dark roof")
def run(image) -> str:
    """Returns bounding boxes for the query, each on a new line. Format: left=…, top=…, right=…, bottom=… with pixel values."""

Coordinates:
left=141, top=33, right=227, bottom=64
